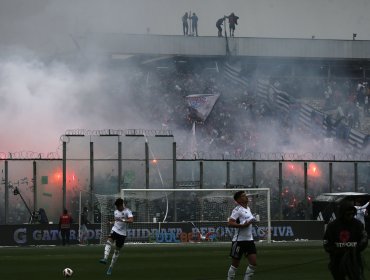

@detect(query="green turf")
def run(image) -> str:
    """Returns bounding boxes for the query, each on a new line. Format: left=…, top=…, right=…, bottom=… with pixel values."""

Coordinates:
left=0, top=242, right=369, bottom=280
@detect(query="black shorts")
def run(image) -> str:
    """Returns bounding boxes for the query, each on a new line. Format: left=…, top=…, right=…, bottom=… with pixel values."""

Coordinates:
left=229, top=241, right=257, bottom=260
left=108, top=231, right=126, bottom=248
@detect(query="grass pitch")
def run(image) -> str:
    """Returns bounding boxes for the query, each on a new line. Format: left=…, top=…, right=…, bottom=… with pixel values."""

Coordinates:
left=1, top=241, right=369, bottom=280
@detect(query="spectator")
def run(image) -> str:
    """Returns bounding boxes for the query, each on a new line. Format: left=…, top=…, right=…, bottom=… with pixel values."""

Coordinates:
left=182, top=12, right=189, bottom=36
left=216, top=17, right=225, bottom=37
left=227, top=13, right=239, bottom=37
left=80, top=207, right=91, bottom=245
left=190, top=12, right=198, bottom=36
left=38, top=208, right=49, bottom=224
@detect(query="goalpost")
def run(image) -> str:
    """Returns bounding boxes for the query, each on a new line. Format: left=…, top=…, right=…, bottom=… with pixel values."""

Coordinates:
left=121, top=188, right=271, bottom=243
left=78, top=190, right=121, bottom=245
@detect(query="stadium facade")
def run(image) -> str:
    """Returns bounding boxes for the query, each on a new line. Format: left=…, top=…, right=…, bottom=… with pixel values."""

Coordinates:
left=1, top=33, right=370, bottom=233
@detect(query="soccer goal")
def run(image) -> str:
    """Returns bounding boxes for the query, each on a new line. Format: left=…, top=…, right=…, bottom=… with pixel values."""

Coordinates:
left=121, top=188, right=271, bottom=243
left=78, top=190, right=121, bottom=245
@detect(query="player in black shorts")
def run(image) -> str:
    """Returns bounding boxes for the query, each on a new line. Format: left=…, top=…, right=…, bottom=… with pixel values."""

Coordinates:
left=227, top=191, right=258, bottom=280
left=230, top=240, right=257, bottom=260
left=99, top=198, right=133, bottom=276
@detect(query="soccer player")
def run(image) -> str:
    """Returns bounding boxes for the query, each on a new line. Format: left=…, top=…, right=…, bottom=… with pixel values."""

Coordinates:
left=354, top=199, right=370, bottom=228
left=227, top=191, right=258, bottom=280
left=99, top=198, right=133, bottom=276
left=323, top=200, right=368, bottom=280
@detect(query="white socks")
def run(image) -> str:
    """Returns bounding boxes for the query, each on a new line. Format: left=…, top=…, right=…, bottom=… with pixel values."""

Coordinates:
left=103, top=240, right=112, bottom=260
left=103, top=240, right=121, bottom=269
left=244, top=265, right=256, bottom=280
left=228, top=264, right=256, bottom=280
left=110, top=249, right=120, bottom=268
left=227, top=265, right=237, bottom=280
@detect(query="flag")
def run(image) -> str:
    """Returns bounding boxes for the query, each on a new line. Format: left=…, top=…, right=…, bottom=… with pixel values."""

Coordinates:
left=185, top=94, right=220, bottom=121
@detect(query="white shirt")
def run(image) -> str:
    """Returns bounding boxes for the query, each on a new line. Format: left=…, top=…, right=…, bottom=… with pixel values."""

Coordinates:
left=111, top=208, right=133, bottom=236
left=230, top=205, right=255, bottom=241
left=355, top=201, right=369, bottom=226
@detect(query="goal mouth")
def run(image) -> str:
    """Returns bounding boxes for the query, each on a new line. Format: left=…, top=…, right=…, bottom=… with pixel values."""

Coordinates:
left=78, top=188, right=271, bottom=244
left=119, top=188, right=271, bottom=243
left=77, top=191, right=122, bottom=245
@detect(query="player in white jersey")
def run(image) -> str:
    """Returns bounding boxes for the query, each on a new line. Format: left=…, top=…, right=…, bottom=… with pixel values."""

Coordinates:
left=227, top=191, right=257, bottom=280
left=354, top=199, right=369, bottom=227
left=99, top=198, right=133, bottom=276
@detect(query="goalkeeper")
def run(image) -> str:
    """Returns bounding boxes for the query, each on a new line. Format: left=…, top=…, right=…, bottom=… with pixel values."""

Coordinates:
left=99, top=198, right=133, bottom=276
left=226, top=191, right=258, bottom=280
left=323, top=200, right=368, bottom=280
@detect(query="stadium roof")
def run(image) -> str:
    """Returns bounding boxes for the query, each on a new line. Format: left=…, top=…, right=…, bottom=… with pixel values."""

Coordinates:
left=74, top=33, right=370, bottom=60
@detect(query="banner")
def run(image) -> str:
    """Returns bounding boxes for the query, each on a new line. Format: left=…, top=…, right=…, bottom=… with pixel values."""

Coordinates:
left=0, top=224, right=101, bottom=246
left=186, top=94, right=220, bottom=121
left=0, top=221, right=324, bottom=246
left=126, top=221, right=324, bottom=243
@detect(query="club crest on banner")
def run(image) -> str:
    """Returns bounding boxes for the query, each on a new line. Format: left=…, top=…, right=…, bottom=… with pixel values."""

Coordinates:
left=186, top=94, right=220, bottom=121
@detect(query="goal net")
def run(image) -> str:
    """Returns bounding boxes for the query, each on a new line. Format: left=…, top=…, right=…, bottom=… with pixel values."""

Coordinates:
left=78, top=191, right=121, bottom=245
left=121, top=188, right=271, bottom=243
left=94, top=193, right=122, bottom=244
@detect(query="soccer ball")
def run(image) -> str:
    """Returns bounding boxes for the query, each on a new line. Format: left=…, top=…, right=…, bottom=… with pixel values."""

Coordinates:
left=62, top=268, right=73, bottom=278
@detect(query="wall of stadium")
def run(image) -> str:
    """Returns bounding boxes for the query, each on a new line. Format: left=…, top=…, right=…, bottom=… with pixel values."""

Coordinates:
left=79, top=33, right=370, bottom=59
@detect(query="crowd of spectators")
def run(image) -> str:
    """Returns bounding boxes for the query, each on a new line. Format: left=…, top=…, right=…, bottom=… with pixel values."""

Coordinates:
left=126, top=63, right=266, bottom=158
left=2, top=58, right=370, bottom=223
left=125, top=59, right=370, bottom=158
left=275, top=77, right=370, bottom=133
left=121, top=58, right=370, bottom=220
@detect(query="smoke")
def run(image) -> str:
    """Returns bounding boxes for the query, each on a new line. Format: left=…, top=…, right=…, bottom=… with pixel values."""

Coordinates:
left=0, top=47, right=364, bottom=160
left=0, top=49, right=153, bottom=154
left=0, top=0, right=369, bottom=157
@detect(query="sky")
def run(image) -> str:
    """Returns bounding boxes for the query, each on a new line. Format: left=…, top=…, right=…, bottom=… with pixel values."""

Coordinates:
left=1, top=0, right=370, bottom=55
left=0, top=0, right=370, bottom=154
